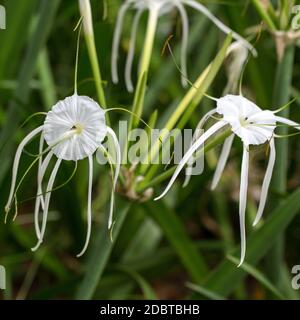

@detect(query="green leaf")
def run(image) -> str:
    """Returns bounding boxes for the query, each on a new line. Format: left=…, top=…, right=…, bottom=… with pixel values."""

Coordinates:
left=0, top=0, right=61, bottom=183
left=186, top=282, right=226, bottom=300
left=227, top=255, right=285, bottom=299
left=144, top=201, right=207, bottom=283
left=75, top=198, right=131, bottom=299
left=142, top=34, right=232, bottom=178
left=197, top=187, right=300, bottom=297
left=117, top=266, right=158, bottom=300
left=0, top=0, right=37, bottom=79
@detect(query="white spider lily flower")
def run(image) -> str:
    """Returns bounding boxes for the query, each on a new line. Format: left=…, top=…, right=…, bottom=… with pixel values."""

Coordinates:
left=155, top=94, right=300, bottom=265
left=112, top=0, right=257, bottom=92
left=5, top=94, right=121, bottom=257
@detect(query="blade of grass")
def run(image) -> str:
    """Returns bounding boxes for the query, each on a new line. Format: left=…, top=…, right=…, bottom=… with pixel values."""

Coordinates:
left=186, top=282, right=226, bottom=300
left=227, top=255, right=285, bottom=299
left=141, top=34, right=232, bottom=178
left=194, top=186, right=300, bottom=297
left=116, top=266, right=158, bottom=300
left=75, top=197, right=130, bottom=299
left=0, top=0, right=38, bottom=80
left=144, top=201, right=208, bottom=283
left=267, top=44, right=295, bottom=292
left=251, top=0, right=277, bottom=31
left=0, top=0, right=61, bottom=183
left=37, top=48, right=57, bottom=109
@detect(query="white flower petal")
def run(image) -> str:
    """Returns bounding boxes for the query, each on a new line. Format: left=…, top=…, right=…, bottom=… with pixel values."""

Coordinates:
left=5, top=126, right=44, bottom=213
left=38, top=133, right=45, bottom=210
left=125, top=8, right=145, bottom=92
left=174, top=2, right=189, bottom=88
left=211, top=134, right=234, bottom=190
left=77, top=155, right=93, bottom=257
left=34, top=151, right=53, bottom=240
left=43, top=94, right=106, bottom=161
left=216, top=95, right=276, bottom=146
left=238, top=145, right=249, bottom=267
left=253, top=138, right=276, bottom=226
left=106, top=127, right=121, bottom=230
left=183, top=108, right=217, bottom=187
left=32, top=158, right=62, bottom=252
left=111, top=2, right=131, bottom=84
left=184, top=0, right=257, bottom=56
left=274, top=116, right=300, bottom=130
left=155, top=121, right=226, bottom=200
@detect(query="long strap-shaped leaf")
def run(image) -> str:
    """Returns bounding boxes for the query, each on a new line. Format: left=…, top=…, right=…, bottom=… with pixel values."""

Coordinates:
left=194, top=187, right=300, bottom=297
left=145, top=201, right=208, bottom=283
left=75, top=197, right=131, bottom=299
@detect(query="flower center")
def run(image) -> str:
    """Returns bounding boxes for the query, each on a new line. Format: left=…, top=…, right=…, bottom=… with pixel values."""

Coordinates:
left=71, top=123, right=84, bottom=135
left=239, top=116, right=249, bottom=127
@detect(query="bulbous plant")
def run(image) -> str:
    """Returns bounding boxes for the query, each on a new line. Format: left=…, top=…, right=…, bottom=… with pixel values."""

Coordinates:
left=112, top=0, right=257, bottom=92
left=155, top=94, right=300, bottom=265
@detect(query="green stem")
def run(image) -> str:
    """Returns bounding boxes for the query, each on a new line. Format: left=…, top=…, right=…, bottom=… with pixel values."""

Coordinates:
left=37, top=48, right=57, bottom=108
left=84, top=34, right=107, bottom=108
left=130, top=7, right=159, bottom=128
left=124, top=7, right=159, bottom=162
left=251, top=0, right=277, bottom=31
left=136, top=127, right=232, bottom=193
left=140, top=35, right=231, bottom=178
left=267, top=44, right=295, bottom=291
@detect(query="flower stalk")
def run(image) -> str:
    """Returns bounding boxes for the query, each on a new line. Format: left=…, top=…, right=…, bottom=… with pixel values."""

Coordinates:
left=79, top=0, right=107, bottom=109
left=130, top=6, right=159, bottom=129
left=266, top=44, right=295, bottom=290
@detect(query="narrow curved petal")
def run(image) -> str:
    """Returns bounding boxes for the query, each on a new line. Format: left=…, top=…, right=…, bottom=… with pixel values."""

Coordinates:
left=274, top=116, right=300, bottom=130
left=77, top=155, right=93, bottom=257
left=38, top=133, right=45, bottom=210
left=5, top=126, right=44, bottom=214
left=155, top=121, right=226, bottom=200
left=253, top=138, right=276, bottom=226
left=111, top=2, right=131, bottom=84
left=32, top=158, right=62, bottom=252
left=174, top=2, right=189, bottom=87
left=184, top=0, right=257, bottom=56
left=211, top=134, right=234, bottom=190
left=34, top=151, right=53, bottom=240
left=125, top=8, right=144, bottom=92
left=183, top=108, right=217, bottom=187
left=238, top=145, right=249, bottom=267
left=106, top=127, right=121, bottom=230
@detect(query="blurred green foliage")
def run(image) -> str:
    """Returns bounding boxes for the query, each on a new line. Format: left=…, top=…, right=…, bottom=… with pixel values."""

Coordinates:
left=0, top=0, right=300, bottom=300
